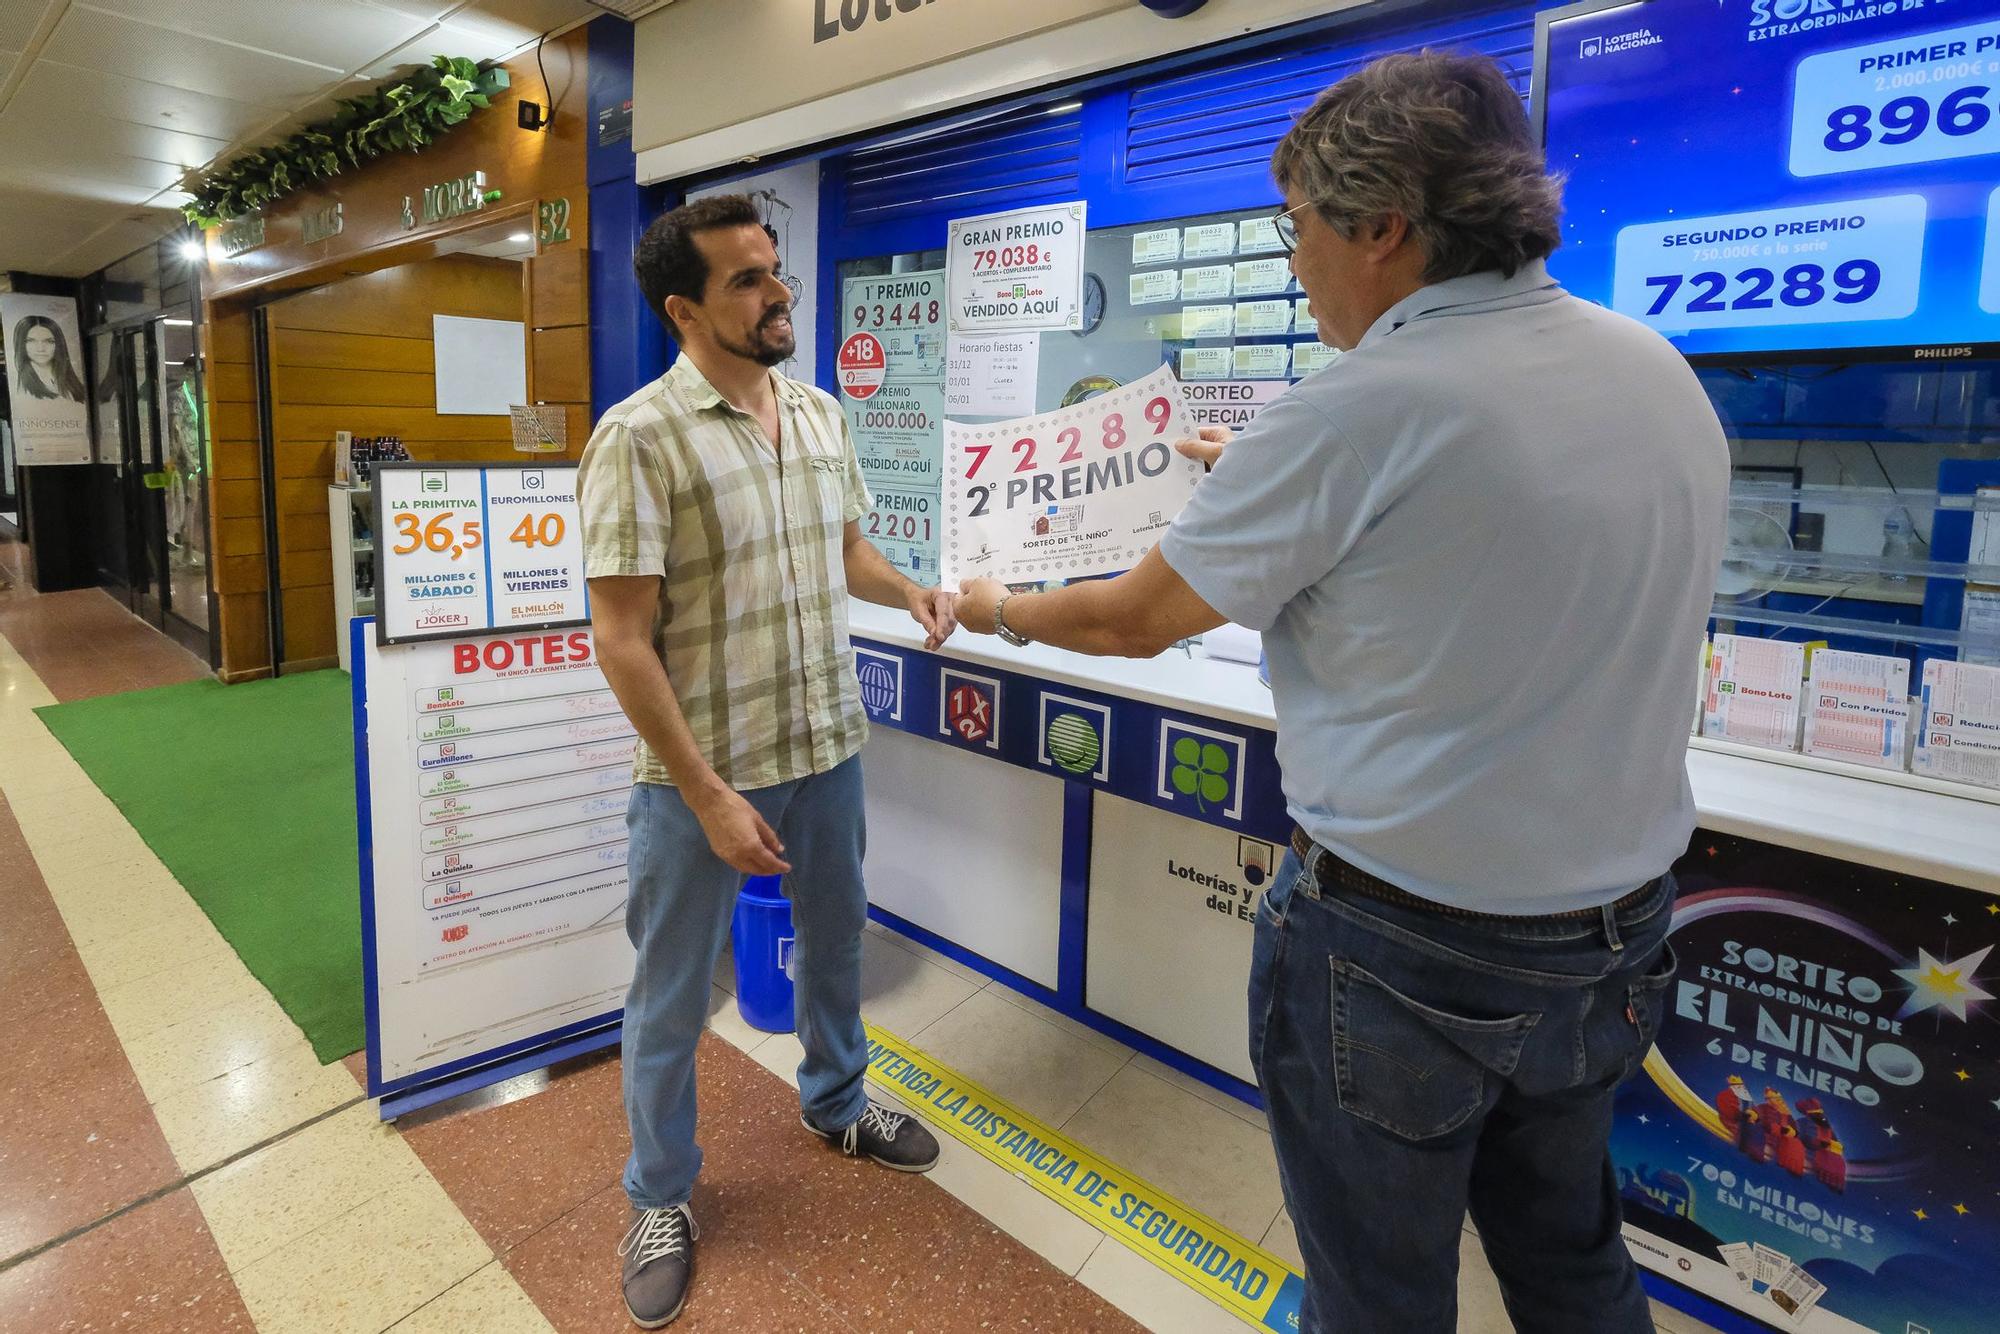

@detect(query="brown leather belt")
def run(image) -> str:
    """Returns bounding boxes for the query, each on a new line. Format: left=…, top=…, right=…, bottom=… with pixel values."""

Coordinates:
left=1288, top=826, right=1662, bottom=924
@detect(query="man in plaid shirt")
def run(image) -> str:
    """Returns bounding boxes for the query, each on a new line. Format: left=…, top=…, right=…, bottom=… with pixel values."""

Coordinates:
left=580, top=194, right=956, bottom=1330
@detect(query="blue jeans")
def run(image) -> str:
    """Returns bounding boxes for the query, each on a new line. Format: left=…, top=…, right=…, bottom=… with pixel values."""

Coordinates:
left=1249, top=841, right=1677, bottom=1334
left=621, top=757, right=871, bottom=1210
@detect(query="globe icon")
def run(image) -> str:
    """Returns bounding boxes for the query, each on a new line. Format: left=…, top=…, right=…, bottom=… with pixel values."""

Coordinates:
left=1046, top=713, right=1101, bottom=774
left=857, top=660, right=897, bottom=714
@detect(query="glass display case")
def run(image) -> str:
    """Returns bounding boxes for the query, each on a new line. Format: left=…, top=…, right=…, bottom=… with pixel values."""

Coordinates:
left=835, top=205, right=1320, bottom=584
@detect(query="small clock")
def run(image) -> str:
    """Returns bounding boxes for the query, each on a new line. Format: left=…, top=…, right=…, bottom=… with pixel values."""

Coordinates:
left=1076, top=272, right=1106, bottom=336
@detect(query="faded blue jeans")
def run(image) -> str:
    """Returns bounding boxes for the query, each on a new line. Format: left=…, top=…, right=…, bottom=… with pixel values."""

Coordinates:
left=621, top=757, right=870, bottom=1210
left=1250, top=840, right=1677, bottom=1334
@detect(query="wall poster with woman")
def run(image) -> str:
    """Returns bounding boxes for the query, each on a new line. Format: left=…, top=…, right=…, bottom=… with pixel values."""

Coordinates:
left=0, top=293, right=91, bottom=465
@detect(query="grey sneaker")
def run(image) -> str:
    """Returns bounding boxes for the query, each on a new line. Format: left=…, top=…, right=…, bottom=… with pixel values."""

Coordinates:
left=618, top=1203, right=697, bottom=1329
left=803, top=1099, right=940, bottom=1172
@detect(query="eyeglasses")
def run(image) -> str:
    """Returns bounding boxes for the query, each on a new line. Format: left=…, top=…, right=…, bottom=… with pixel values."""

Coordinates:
left=1270, top=200, right=1314, bottom=255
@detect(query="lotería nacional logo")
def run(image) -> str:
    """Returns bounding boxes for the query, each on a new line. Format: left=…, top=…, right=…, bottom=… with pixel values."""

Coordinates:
left=1578, top=26, right=1660, bottom=57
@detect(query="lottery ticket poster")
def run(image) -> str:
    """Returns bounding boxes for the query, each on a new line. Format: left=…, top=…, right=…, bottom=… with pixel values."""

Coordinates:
left=942, top=365, right=1200, bottom=586
left=839, top=271, right=947, bottom=581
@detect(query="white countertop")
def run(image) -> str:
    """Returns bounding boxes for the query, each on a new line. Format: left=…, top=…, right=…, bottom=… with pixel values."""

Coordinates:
left=850, top=600, right=2000, bottom=895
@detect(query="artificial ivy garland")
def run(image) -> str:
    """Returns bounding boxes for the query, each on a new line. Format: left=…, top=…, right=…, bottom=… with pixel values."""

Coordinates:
left=181, top=56, right=510, bottom=227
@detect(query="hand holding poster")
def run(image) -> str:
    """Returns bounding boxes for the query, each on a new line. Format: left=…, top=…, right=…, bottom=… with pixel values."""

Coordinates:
left=942, top=365, right=1202, bottom=585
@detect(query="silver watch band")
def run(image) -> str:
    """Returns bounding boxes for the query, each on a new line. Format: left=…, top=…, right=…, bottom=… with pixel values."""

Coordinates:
left=993, top=594, right=1030, bottom=647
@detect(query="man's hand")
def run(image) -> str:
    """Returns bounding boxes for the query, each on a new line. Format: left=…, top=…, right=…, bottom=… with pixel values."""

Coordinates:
left=690, top=787, right=792, bottom=876
left=908, top=585, right=958, bottom=650
left=954, top=577, right=1009, bottom=636
left=1175, top=425, right=1233, bottom=469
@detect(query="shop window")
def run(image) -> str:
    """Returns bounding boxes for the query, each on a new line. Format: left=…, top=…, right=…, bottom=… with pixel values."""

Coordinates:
left=1704, top=362, right=2000, bottom=677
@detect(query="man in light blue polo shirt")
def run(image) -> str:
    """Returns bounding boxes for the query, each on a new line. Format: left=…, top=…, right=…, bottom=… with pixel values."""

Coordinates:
left=955, top=52, right=1726, bottom=1334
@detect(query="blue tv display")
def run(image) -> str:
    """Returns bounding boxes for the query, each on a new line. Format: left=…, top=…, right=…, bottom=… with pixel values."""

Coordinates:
left=1534, top=0, right=2000, bottom=361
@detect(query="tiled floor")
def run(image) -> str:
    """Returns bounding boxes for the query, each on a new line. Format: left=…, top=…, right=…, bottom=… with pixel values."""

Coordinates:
left=0, top=542, right=1729, bottom=1333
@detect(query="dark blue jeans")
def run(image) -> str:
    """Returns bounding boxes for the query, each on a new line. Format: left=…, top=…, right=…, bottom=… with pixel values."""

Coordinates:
left=1249, top=841, right=1677, bottom=1334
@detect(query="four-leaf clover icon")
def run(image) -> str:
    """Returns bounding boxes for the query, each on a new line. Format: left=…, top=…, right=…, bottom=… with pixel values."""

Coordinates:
left=1170, top=737, right=1231, bottom=811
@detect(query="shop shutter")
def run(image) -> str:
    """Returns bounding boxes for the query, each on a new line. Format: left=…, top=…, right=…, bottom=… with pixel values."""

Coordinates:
left=841, top=102, right=1086, bottom=228
left=1124, top=5, right=1538, bottom=190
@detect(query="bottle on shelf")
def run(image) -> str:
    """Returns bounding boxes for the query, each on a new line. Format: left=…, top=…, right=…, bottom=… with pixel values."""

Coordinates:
left=1880, top=515, right=1920, bottom=582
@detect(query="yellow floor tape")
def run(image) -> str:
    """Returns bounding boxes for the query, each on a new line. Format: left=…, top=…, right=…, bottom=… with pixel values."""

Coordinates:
left=864, top=1023, right=1305, bottom=1331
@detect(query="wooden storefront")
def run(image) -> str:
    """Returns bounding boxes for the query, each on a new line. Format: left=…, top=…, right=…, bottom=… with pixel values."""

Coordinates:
left=199, top=29, right=592, bottom=681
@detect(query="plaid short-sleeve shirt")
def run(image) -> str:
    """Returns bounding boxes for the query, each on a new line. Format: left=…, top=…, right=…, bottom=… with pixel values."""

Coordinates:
left=578, top=357, right=874, bottom=790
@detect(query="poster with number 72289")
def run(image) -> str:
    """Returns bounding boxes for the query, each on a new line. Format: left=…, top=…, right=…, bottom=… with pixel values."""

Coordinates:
left=941, top=365, right=1204, bottom=587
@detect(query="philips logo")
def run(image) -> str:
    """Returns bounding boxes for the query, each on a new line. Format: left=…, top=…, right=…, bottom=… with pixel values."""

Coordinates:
left=1914, top=346, right=1974, bottom=360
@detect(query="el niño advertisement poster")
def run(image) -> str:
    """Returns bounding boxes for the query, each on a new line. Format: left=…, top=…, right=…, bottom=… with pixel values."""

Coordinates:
left=1614, top=833, right=1999, bottom=1332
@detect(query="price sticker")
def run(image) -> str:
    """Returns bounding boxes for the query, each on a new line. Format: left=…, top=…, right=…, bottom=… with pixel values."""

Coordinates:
left=943, top=365, right=1202, bottom=585
left=1611, top=194, right=1925, bottom=332
left=1790, top=18, right=2000, bottom=176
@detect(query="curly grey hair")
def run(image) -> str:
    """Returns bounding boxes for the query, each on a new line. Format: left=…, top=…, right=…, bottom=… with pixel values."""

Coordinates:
left=1271, top=51, right=1563, bottom=283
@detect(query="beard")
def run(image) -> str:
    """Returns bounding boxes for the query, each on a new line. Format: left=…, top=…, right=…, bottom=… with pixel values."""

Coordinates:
left=719, top=304, right=796, bottom=368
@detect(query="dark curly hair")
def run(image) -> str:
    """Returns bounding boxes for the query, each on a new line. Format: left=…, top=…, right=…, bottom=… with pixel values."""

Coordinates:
left=1272, top=51, right=1563, bottom=283
left=633, top=194, right=766, bottom=338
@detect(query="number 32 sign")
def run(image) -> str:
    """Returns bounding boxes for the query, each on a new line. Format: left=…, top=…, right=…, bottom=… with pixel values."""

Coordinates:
left=942, top=364, right=1203, bottom=586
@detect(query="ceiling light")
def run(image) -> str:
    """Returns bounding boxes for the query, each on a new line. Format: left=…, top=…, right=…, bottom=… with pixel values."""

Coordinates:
left=179, top=239, right=205, bottom=259
left=164, top=319, right=193, bottom=327
left=507, top=232, right=531, bottom=243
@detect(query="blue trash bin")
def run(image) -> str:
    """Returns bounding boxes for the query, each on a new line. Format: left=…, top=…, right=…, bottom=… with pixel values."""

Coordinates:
left=731, top=876, right=796, bottom=1033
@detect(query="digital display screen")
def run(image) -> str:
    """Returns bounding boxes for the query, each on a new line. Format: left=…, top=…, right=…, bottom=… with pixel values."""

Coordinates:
left=1536, top=0, right=2000, bottom=360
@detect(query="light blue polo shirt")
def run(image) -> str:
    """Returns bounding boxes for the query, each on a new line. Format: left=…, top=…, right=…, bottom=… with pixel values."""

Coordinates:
left=1160, top=260, right=1728, bottom=914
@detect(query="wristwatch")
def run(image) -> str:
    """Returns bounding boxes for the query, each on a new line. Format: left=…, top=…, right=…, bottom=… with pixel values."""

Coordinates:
left=993, top=594, right=1031, bottom=647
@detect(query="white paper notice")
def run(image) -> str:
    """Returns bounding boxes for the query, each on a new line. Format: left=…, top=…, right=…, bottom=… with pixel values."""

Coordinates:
left=1132, top=227, right=1181, bottom=265
left=1234, top=258, right=1292, bottom=296
left=1295, top=299, right=1317, bottom=336
left=945, top=334, right=1040, bottom=417
left=362, top=630, right=635, bottom=1085
left=1293, top=343, right=1341, bottom=375
left=1767, top=1261, right=1826, bottom=1325
left=1913, top=659, right=2000, bottom=788
left=1182, top=223, right=1236, bottom=260
left=1752, top=1243, right=1788, bottom=1289
left=1802, top=649, right=1910, bottom=769
left=1234, top=345, right=1291, bottom=378
left=1234, top=300, right=1292, bottom=336
left=1703, top=634, right=1805, bottom=750
left=1717, top=1241, right=1756, bottom=1292
left=1130, top=270, right=1181, bottom=306
left=1180, top=305, right=1234, bottom=339
left=943, top=365, right=1202, bottom=586
left=1179, top=347, right=1232, bottom=379
left=1238, top=217, right=1284, bottom=254
left=1963, top=585, right=2000, bottom=665
left=947, top=199, right=1087, bottom=333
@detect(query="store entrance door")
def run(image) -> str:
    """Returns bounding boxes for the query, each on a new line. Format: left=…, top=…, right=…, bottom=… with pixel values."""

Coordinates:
left=123, top=322, right=169, bottom=629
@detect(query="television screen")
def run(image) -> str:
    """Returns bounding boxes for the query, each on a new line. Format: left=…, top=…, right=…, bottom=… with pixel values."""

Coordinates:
left=1535, top=0, right=2000, bottom=361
